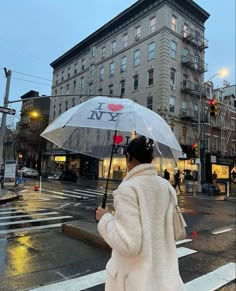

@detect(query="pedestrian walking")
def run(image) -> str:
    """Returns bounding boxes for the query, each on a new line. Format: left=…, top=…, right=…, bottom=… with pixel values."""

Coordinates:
left=173, top=170, right=183, bottom=193
left=96, top=136, right=186, bottom=291
left=163, top=169, right=170, bottom=181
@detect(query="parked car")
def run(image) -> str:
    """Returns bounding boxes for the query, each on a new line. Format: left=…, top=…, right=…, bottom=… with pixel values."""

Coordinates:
left=18, top=167, right=39, bottom=178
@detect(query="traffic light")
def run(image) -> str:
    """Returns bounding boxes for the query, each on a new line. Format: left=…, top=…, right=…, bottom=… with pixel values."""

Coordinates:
left=191, top=143, right=198, bottom=157
left=209, top=98, right=218, bottom=117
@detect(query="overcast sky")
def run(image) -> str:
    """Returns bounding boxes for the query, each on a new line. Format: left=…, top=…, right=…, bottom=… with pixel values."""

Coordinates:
left=0, top=0, right=235, bottom=120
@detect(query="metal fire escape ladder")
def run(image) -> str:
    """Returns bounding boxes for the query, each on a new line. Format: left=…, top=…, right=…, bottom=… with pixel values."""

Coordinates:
left=216, top=98, right=233, bottom=154
left=190, top=43, right=203, bottom=142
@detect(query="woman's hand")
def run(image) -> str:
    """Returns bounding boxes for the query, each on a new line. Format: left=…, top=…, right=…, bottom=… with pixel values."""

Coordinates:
left=96, top=206, right=110, bottom=221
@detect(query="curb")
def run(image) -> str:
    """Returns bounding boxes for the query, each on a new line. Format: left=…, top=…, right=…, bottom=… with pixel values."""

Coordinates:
left=62, top=220, right=110, bottom=251
left=0, top=192, right=19, bottom=204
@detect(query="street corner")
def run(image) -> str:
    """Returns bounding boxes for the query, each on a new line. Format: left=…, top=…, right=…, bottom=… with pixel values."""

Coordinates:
left=0, top=189, right=19, bottom=204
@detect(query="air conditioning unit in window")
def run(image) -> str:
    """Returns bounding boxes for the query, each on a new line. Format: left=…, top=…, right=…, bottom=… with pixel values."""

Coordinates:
left=172, top=86, right=176, bottom=91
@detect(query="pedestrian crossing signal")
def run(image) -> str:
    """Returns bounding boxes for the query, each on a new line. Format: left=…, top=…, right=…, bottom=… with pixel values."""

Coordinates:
left=209, top=98, right=218, bottom=117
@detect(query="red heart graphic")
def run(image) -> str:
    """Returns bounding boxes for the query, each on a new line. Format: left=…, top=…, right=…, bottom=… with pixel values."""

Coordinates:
left=113, top=135, right=123, bottom=145
left=107, top=104, right=124, bottom=112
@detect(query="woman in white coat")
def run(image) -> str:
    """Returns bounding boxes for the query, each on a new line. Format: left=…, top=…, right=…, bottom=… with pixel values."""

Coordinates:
left=96, top=136, right=186, bottom=291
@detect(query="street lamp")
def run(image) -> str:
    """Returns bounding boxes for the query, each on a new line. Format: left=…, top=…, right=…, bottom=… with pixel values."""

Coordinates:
left=197, top=68, right=229, bottom=191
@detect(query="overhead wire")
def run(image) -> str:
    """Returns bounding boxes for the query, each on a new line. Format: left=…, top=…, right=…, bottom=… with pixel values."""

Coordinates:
left=12, top=77, right=51, bottom=86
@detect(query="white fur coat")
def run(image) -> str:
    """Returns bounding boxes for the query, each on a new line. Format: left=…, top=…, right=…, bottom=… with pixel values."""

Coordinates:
left=98, top=164, right=186, bottom=291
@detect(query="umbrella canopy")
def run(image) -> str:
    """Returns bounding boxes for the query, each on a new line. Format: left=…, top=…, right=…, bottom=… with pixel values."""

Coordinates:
left=41, top=96, right=182, bottom=161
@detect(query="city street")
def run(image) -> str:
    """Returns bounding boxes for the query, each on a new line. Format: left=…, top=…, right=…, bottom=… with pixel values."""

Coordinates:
left=0, top=178, right=235, bottom=290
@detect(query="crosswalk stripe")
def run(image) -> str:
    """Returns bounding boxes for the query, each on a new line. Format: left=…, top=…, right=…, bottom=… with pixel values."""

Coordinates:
left=0, top=209, right=46, bottom=215
left=176, top=239, right=192, bottom=245
left=39, top=191, right=68, bottom=199
left=31, top=262, right=236, bottom=291
left=0, top=215, right=73, bottom=226
left=84, top=188, right=113, bottom=195
left=0, top=212, right=59, bottom=220
left=0, top=223, right=62, bottom=235
left=185, top=262, right=236, bottom=291
left=43, top=189, right=90, bottom=199
left=212, top=228, right=232, bottom=235
left=177, top=247, right=197, bottom=258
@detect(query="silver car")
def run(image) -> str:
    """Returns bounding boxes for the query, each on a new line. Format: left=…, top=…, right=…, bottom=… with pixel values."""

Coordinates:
left=18, top=167, right=39, bottom=177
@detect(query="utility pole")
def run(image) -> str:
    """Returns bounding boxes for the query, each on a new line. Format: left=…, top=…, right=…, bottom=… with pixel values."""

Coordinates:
left=0, top=68, right=12, bottom=165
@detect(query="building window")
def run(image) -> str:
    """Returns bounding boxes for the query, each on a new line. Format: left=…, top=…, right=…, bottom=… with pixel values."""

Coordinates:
left=88, top=83, right=93, bottom=94
left=81, top=59, right=85, bottom=71
left=66, top=83, right=69, bottom=94
left=183, top=23, right=188, bottom=38
left=73, top=80, right=76, bottom=92
left=61, top=71, right=64, bottom=82
left=122, top=33, right=128, bottom=48
left=55, top=74, right=58, bottom=85
left=99, top=67, right=104, bottom=81
left=133, top=74, right=139, bottom=91
left=90, top=45, right=96, bottom=57
left=54, top=89, right=57, bottom=96
left=171, top=15, right=177, bottom=32
left=72, top=98, right=75, bottom=107
left=133, top=49, right=140, bottom=66
left=170, top=40, right=177, bottom=59
left=120, top=56, right=127, bottom=72
left=74, top=63, right=77, bottom=75
left=98, top=87, right=103, bottom=95
left=135, top=25, right=141, bottom=40
left=231, top=143, right=236, bottom=156
left=111, top=40, right=116, bottom=54
left=65, top=101, right=68, bottom=111
left=147, top=96, right=153, bottom=110
left=101, top=46, right=106, bottom=58
left=60, top=86, right=63, bottom=94
left=80, top=77, right=84, bottom=89
left=67, top=67, right=71, bottom=78
left=147, top=69, right=154, bottom=86
left=90, top=64, right=95, bottom=76
left=109, top=62, right=115, bottom=77
left=120, top=80, right=125, bottom=96
left=109, top=84, right=113, bottom=95
left=148, top=42, right=155, bottom=60
left=170, top=68, right=176, bottom=87
left=169, top=96, right=175, bottom=112
left=181, top=126, right=186, bottom=144
left=212, top=136, right=219, bottom=151
left=59, top=103, right=62, bottom=115
left=149, top=16, right=156, bottom=33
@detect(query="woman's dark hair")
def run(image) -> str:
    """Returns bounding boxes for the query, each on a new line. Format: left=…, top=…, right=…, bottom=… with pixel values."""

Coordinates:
left=124, top=135, right=154, bottom=163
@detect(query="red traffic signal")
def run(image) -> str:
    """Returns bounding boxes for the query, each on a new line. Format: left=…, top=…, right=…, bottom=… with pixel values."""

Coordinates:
left=209, top=98, right=218, bottom=117
left=191, top=143, right=198, bottom=157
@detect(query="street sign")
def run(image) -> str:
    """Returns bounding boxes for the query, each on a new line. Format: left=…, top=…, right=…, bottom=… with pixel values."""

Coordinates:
left=0, top=106, right=16, bottom=115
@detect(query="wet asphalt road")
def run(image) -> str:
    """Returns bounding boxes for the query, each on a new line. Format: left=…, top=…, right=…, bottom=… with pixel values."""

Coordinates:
left=0, top=178, right=235, bottom=290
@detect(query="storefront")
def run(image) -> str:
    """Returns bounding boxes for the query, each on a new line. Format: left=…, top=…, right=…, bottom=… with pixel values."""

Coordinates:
left=205, top=154, right=234, bottom=183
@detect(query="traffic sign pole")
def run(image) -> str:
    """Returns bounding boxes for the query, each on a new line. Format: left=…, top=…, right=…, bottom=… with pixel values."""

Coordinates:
left=0, top=68, right=12, bottom=166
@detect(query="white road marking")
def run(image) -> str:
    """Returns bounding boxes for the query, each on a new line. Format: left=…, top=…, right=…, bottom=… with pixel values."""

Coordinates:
left=185, top=262, right=236, bottom=291
left=212, top=228, right=232, bottom=235
left=84, top=188, right=112, bottom=195
left=0, top=212, right=59, bottom=220
left=58, top=203, right=70, bottom=208
left=176, top=239, right=192, bottom=245
left=0, top=209, right=46, bottom=215
left=0, top=215, right=73, bottom=226
left=31, top=263, right=236, bottom=291
left=0, top=223, right=62, bottom=235
left=74, top=203, right=81, bottom=206
left=56, top=272, right=69, bottom=280
left=41, top=190, right=69, bottom=199
left=177, top=247, right=197, bottom=258
left=43, top=189, right=89, bottom=199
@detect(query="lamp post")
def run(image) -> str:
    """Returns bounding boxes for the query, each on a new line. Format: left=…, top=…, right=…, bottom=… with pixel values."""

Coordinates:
left=197, top=69, right=229, bottom=192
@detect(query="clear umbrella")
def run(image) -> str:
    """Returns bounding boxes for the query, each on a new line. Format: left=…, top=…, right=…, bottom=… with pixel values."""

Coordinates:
left=41, top=96, right=183, bottom=207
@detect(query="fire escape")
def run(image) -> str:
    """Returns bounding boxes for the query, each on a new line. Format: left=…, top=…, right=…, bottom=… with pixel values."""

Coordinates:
left=181, top=26, right=208, bottom=142
left=212, top=94, right=235, bottom=154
